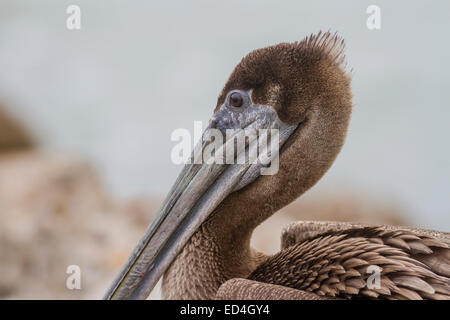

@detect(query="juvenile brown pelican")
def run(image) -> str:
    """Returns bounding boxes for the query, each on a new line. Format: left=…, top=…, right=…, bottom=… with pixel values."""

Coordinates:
left=105, top=32, right=450, bottom=300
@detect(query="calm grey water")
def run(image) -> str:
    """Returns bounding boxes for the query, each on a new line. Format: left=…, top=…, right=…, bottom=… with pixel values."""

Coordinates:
left=0, top=1, right=449, bottom=230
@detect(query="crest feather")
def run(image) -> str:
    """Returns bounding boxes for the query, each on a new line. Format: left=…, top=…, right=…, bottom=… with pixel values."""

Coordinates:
left=296, top=31, right=348, bottom=70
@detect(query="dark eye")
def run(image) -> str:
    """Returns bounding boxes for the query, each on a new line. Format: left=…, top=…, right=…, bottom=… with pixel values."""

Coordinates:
left=229, top=92, right=244, bottom=108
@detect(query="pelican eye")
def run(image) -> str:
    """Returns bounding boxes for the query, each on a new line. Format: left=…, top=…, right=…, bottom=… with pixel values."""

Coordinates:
left=229, top=92, right=244, bottom=108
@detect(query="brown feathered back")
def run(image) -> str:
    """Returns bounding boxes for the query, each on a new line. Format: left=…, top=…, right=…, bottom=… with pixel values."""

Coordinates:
left=248, top=222, right=450, bottom=300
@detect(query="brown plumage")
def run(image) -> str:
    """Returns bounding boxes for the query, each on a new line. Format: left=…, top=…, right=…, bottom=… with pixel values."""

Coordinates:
left=163, top=31, right=354, bottom=299
left=216, top=31, right=348, bottom=126
left=107, top=32, right=449, bottom=301
left=248, top=222, right=450, bottom=300
left=162, top=33, right=450, bottom=300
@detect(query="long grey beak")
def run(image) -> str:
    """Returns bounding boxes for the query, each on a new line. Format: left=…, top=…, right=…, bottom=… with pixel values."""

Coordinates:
left=104, top=95, right=297, bottom=300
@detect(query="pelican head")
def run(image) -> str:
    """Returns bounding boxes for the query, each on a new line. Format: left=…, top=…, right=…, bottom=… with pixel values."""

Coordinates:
left=105, top=31, right=352, bottom=299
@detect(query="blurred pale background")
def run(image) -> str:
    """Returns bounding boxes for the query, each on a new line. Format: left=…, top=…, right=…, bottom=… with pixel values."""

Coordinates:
left=0, top=1, right=449, bottom=299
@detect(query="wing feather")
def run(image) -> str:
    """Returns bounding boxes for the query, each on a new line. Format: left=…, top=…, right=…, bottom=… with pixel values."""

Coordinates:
left=246, top=222, right=450, bottom=300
